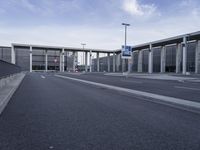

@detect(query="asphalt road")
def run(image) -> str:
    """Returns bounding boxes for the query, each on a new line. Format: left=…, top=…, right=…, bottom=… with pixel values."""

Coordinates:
left=57, top=72, right=200, bottom=102
left=0, top=72, right=200, bottom=150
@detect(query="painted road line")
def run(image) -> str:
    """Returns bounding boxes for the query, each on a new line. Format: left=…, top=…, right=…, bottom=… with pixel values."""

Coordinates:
left=174, top=86, right=200, bottom=91
left=120, top=79, right=143, bottom=84
left=62, top=72, right=84, bottom=76
left=55, top=75, right=200, bottom=110
left=41, top=75, right=46, bottom=79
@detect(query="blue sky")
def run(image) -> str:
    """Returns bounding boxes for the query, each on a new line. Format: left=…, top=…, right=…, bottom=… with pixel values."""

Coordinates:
left=0, top=0, right=200, bottom=49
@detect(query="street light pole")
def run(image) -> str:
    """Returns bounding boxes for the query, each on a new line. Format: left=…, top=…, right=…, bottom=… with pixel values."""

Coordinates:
left=122, top=23, right=130, bottom=53
left=122, top=23, right=130, bottom=73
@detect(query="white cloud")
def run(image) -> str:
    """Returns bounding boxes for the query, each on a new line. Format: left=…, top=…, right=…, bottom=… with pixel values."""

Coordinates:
left=10, top=0, right=81, bottom=17
left=192, top=9, right=200, bottom=17
left=0, top=0, right=200, bottom=51
left=0, top=25, right=123, bottom=50
left=122, top=0, right=157, bottom=16
left=20, top=0, right=37, bottom=12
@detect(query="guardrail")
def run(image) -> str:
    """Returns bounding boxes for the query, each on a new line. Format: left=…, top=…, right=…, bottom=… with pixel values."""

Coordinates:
left=0, top=60, right=21, bottom=79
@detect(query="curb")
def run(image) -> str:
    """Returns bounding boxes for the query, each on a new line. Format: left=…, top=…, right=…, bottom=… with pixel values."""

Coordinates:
left=55, top=74, right=200, bottom=113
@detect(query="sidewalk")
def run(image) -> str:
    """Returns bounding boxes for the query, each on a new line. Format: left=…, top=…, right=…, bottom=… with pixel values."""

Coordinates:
left=0, top=73, right=26, bottom=114
left=104, top=72, right=200, bottom=82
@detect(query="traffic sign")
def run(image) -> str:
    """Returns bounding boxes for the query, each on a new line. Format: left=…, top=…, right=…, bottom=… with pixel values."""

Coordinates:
left=121, top=45, right=132, bottom=59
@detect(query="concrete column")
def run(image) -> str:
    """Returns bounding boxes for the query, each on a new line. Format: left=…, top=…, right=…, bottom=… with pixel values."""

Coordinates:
left=116, top=53, right=121, bottom=72
left=107, top=53, right=110, bottom=72
left=59, top=51, right=62, bottom=72
left=128, top=56, right=133, bottom=73
left=148, top=44, right=153, bottom=74
left=89, top=50, right=92, bottom=72
left=11, top=45, right=16, bottom=64
left=97, top=52, right=100, bottom=72
left=176, top=43, right=182, bottom=73
left=73, top=51, right=76, bottom=72
left=161, top=46, right=166, bottom=73
left=62, top=49, right=65, bottom=72
left=116, top=53, right=120, bottom=72
left=85, top=52, right=88, bottom=72
left=182, top=36, right=187, bottom=75
left=138, top=50, right=143, bottom=72
left=45, top=50, right=48, bottom=72
left=30, top=46, right=32, bottom=72
left=113, top=53, right=116, bottom=72
left=195, top=40, right=200, bottom=74
left=122, top=59, right=125, bottom=72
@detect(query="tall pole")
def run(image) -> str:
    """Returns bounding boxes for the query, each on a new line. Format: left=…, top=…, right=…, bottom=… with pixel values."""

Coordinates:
left=122, top=23, right=130, bottom=50
left=122, top=23, right=130, bottom=73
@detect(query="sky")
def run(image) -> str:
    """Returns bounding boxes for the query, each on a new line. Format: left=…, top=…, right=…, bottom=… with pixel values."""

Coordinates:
left=0, top=0, right=200, bottom=50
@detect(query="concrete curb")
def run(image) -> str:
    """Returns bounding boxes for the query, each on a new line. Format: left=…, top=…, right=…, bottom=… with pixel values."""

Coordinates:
left=0, top=73, right=26, bottom=115
left=55, top=75, right=200, bottom=111
left=104, top=73, right=197, bottom=81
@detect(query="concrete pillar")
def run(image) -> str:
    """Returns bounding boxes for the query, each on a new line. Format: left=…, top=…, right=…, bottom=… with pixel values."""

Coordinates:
left=148, top=44, right=153, bottom=74
left=182, top=36, right=187, bottom=75
left=161, top=46, right=166, bottom=73
left=62, top=48, right=65, bottom=72
left=176, top=43, right=182, bottom=73
left=59, top=51, right=62, bottom=72
left=11, top=45, right=16, bottom=64
left=30, top=46, right=32, bottom=72
left=128, top=56, right=133, bottom=73
left=122, top=59, right=125, bottom=72
left=113, top=53, right=116, bottom=72
left=89, top=50, right=92, bottom=72
left=73, top=51, right=76, bottom=72
left=45, top=50, right=48, bottom=72
left=195, top=40, right=200, bottom=74
left=107, top=53, right=110, bottom=72
left=85, top=52, right=88, bottom=72
left=116, top=53, right=121, bottom=72
left=97, top=52, right=100, bottom=72
left=138, top=50, right=143, bottom=72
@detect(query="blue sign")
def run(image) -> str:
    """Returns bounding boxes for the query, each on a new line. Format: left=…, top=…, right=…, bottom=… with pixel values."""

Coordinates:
left=121, top=45, right=132, bottom=59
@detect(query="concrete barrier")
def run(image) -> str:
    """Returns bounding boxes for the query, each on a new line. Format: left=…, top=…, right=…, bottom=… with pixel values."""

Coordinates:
left=0, top=73, right=26, bottom=115
left=0, top=75, right=13, bottom=89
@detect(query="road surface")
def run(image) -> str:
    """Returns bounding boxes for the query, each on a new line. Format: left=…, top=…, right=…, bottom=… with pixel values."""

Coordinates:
left=0, top=72, right=200, bottom=150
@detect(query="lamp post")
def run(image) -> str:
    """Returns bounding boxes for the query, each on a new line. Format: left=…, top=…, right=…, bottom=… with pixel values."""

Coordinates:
left=122, top=23, right=130, bottom=73
left=122, top=23, right=130, bottom=52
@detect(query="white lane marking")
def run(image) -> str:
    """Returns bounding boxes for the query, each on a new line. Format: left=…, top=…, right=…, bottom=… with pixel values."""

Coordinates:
left=55, top=75, right=200, bottom=110
left=41, top=75, right=46, bottom=79
left=174, top=86, right=200, bottom=91
left=62, top=72, right=84, bottom=76
left=120, top=79, right=143, bottom=84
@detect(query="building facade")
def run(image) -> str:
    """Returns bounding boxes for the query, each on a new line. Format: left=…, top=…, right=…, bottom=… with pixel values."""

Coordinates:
left=0, top=31, right=200, bottom=74
left=92, top=31, right=200, bottom=74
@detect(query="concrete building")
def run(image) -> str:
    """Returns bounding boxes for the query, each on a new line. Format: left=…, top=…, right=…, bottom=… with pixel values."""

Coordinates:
left=0, top=31, right=200, bottom=74
left=93, top=31, right=200, bottom=74
left=1, top=43, right=113, bottom=73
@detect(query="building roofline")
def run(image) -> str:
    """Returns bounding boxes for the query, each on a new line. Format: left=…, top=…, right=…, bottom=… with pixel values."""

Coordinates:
left=115, top=31, right=200, bottom=52
left=12, top=43, right=115, bottom=53
left=11, top=31, right=200, bottom=53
